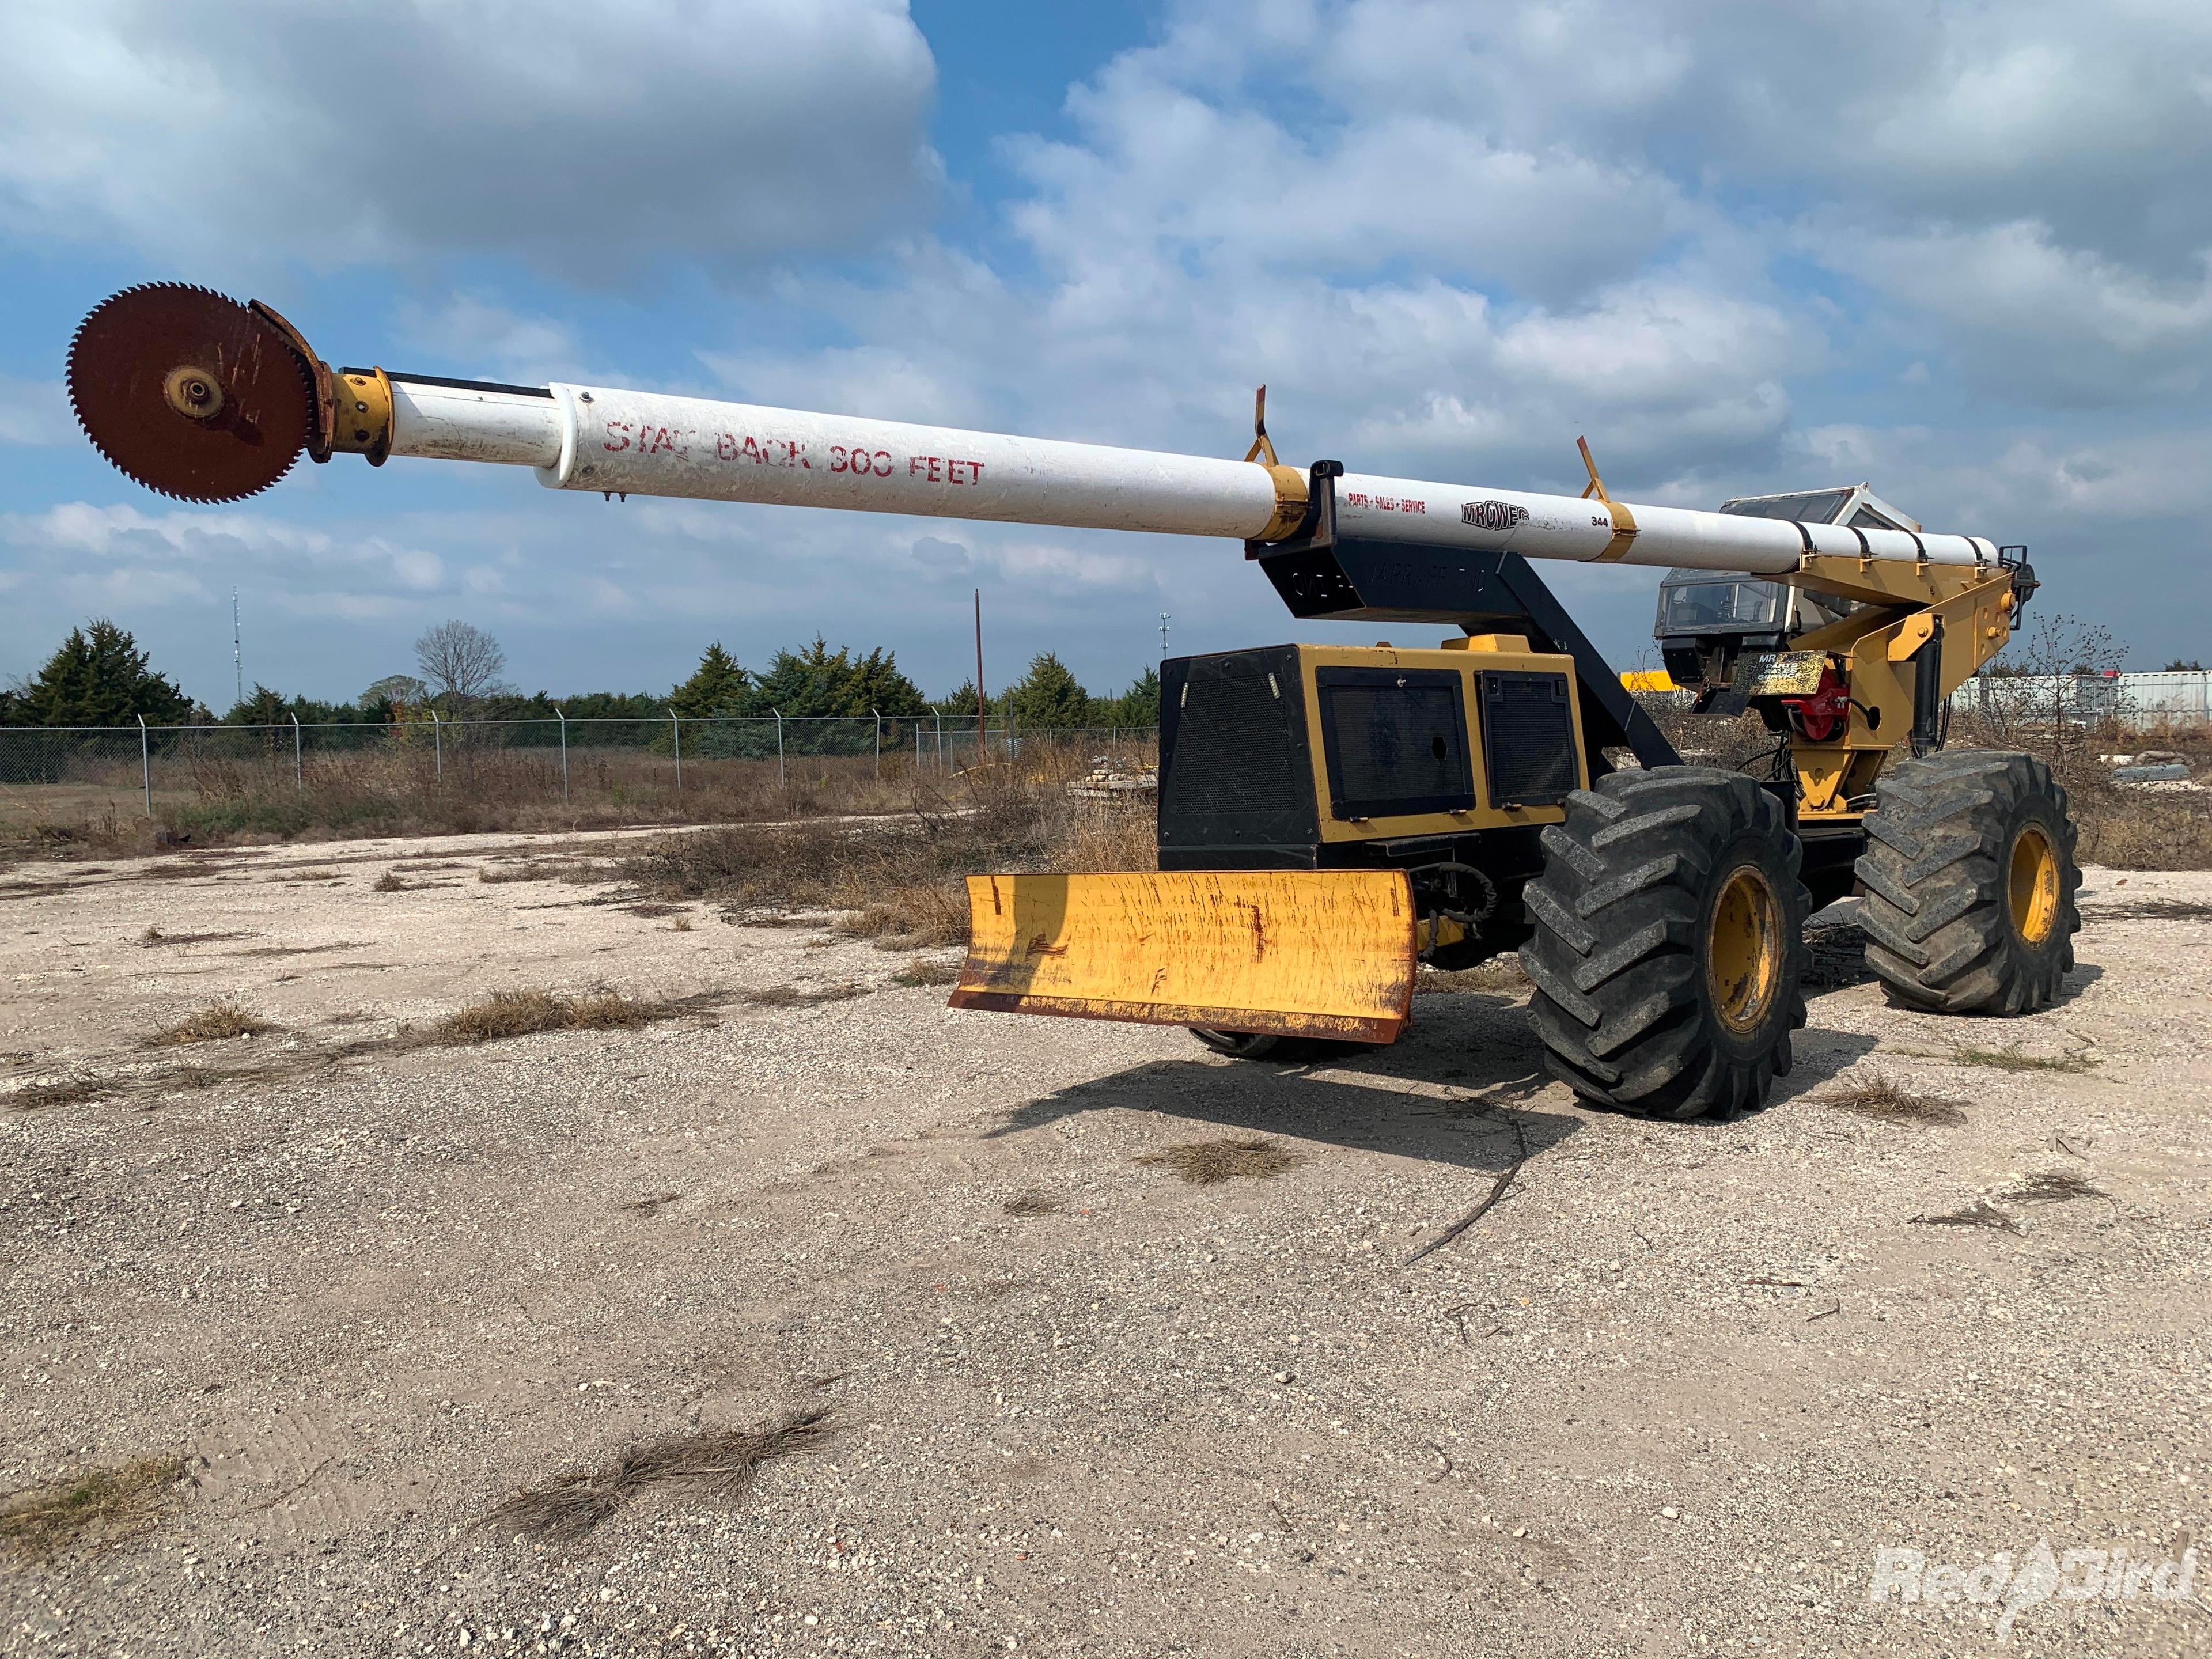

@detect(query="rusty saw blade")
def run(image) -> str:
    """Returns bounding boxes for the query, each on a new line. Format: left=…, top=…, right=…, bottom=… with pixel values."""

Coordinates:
left=67, top=283, right=317, bottom=503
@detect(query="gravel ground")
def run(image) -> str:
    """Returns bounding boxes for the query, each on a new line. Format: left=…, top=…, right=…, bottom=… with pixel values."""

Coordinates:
left=2, top=833, right=2209, bottom=1657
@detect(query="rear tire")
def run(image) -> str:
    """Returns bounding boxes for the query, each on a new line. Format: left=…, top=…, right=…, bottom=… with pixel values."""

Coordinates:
left=1521, top=768, right=1809, bottom=1119
left=1854, top=750, right=2081, bottom=1014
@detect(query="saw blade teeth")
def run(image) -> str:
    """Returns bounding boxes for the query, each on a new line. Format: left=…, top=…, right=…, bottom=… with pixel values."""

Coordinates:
left=65, top=282, right=316, bottom=504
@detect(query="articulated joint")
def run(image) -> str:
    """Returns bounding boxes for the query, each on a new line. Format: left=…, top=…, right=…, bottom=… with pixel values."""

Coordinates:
left=328, top=367, right=394, bottom=467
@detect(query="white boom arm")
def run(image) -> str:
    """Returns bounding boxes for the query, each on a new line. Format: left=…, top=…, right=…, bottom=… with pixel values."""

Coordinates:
left=387, top=376, right=1997, bottom=574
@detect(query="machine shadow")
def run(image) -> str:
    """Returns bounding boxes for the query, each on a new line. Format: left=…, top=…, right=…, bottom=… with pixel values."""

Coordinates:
left=987, top=992, right=1582, bottom=1173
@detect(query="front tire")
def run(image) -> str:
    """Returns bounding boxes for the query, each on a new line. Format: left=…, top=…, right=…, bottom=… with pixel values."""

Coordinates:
left=1521, top=768, right=1809, bottom=1119
left=1188, top=1028, right=1363, bottom=1063
left=1854, top=750, right=2081, bottom=1014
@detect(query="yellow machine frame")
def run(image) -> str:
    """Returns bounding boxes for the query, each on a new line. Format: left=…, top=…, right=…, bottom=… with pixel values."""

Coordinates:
left=1782, top=554, right=2018, bottom=821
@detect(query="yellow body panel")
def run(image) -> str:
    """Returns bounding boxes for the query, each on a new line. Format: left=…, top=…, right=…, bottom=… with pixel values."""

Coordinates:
left=1293, top=643, right=1585, bottom=841
left=952, top=870, right=1418, bottom=1043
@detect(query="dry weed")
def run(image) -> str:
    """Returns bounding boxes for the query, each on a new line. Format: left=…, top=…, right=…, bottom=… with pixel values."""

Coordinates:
left=138, top=926, right=248, bottom=947
left=892, top=959, right=962, bottom=987
left=623, top=777, right=1156, bottom=946
left=1822, top=1073, right=1968, bottom=1126
left=1910, top=1199, right=2024, bottom=1234
left=741, top=982, right=864, bottom=1009
left=1416, top=958, right=1531, bottom=994
left=2002, top=1168, right=2108, bottom=1204
left=370, top=870, right=408, bottom=892
left=1952, top=1046, right=2097, bottom=1074
left=5, top=1074, right=112, bottom=1113
left=147, top=1002, right=272, bottom=1047
left=425, top=988, right=688, bottom=1046
left=478, top=862, right=568, bottom=884
left=0, top=1456, right=190, bottom=1557
left=1138, top=1137, right=1308, bottom=1185
left=484, top=1408, right=834, bottom=1543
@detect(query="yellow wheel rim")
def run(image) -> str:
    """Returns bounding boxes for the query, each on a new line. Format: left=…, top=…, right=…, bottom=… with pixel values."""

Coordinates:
left=2009, top=823, right=2060, bottom=945
left=1707, top=865, right=1782, bottom=1035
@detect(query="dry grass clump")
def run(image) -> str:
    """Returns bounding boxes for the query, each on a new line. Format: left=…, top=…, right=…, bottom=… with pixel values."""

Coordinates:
left=426, top=987, right=680, bottom=1045
left=147, top=1001, right=272, bottom=1047
left=740, top=982, right=864, bottom=1009
left=1416, top=957, right=1531, bottom=995
left=5, top=1074, right=112, bottom=1113
left=622, top=775, right=1156, bottom=945
left=484, top=1408, right=835, bottom=1542
left=892, top=959, right=962, bottom=987
left=1910, top=1198, right=2024, bottom=1234
left=1952, top=1045, right=2097, bottom=1074
left=477, top=862, right=569, bottom=884
left=1822, top=1073, right=1968, bottom=1126
left=1, top=1455, right=190, bottom=1556
left=370, top=870, right=411, bottom=892
left=1002, top=1192, right=1063, bottom=1217
left=1138, top=1137, right=1308, bottom=1185
left=138, top=925, right=248, bottom=947
left=2071, top=780, right=2212, bottom=871
left=2003, top=1168, right=2108, bottom=1204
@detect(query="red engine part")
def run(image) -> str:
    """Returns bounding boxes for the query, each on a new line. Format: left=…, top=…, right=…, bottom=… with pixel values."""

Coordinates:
left=1782, top=665, right=1851, bottom=742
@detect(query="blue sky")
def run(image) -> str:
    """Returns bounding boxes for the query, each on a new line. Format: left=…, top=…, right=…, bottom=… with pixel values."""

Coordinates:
left=3, top=0, right=2208, bottom=709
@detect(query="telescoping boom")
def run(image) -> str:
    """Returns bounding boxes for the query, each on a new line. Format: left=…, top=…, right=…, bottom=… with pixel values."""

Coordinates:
left=67, top=282, right=1995, bottom=575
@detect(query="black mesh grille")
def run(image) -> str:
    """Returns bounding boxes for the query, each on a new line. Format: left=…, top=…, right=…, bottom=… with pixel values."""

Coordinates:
left=1479, top=671, right=1577, bottom=807
left=1161, top=652, right=1304, bottom=828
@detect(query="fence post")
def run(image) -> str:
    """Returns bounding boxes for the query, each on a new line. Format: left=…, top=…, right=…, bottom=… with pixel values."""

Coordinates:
left=915, top=724, right=922, bottom=770
left=555, top=706, right=569, bottom=804
left=670, top=710, right=682, bottom=792
left=873, top=708, right=882, bottom=779
left=291, top=712, right=303, bottom=793
left=432, top=711, right=442, bottom=781
left=934, top=710, right=942, bottom=772
left=137, top=714, right=151, bottom=819
left=774, top=709, right=785, bottom=787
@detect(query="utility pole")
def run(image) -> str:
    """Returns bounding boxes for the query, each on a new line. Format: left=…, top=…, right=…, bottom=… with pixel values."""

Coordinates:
left=974, top=588, right=987, bottom=759
left=232, top=588, right=243, bottom=709
left=1159, top=611, right=1171, bottom=657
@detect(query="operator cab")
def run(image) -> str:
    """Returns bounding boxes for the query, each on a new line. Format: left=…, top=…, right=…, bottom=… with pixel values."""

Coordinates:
left=1656, top=484, right=1919, bottom=700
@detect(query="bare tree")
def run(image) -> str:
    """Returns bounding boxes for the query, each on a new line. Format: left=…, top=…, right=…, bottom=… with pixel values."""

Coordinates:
left=413, top=620, right=507, bottom=714
left=1965, top=612, right=2127, bottom=784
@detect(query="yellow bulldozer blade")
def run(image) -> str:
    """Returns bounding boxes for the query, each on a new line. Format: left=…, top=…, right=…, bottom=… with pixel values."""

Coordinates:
left=950, top=869, right=1417, bottom=1043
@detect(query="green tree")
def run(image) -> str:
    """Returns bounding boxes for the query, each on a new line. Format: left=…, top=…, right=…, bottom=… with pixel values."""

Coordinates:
left=932, top=679, right=993, bottom=722
left=749, top=637, right=927, bottom=718
left=1107, top=665, right=1161, bottom=727
left=5, top=620, right=196, bottom=726
left=1003, top=652, right=1094, bottom=729
left=669, top=642, right=752, bottom=718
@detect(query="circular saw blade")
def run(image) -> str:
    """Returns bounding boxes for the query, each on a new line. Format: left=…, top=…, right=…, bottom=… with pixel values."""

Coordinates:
left=66, top=284, right=316, bottom=504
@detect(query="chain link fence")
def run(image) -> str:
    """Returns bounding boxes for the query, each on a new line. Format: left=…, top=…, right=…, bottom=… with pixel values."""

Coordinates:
left=0, top=715, right=1158, bottom=831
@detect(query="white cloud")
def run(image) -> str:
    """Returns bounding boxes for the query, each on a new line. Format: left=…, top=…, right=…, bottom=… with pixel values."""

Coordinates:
left=1816, top=221, right=2212, bottom=407
left=392, top=296, right=588, bottom=384
left=0, top=0, right=940, bottom=275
